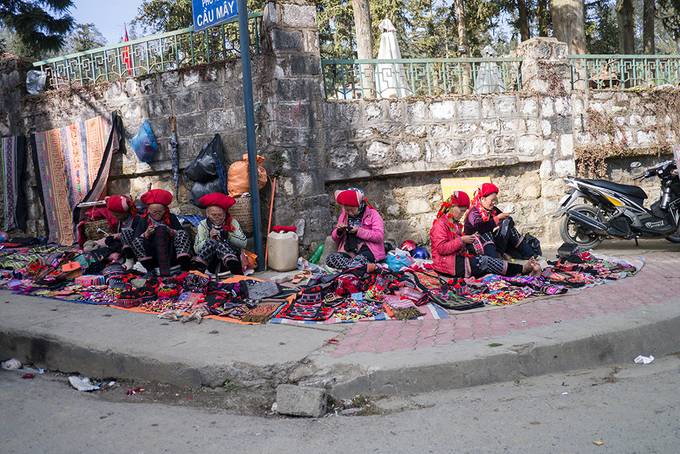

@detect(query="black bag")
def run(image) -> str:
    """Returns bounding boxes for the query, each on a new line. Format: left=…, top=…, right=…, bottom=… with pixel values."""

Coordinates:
left=191, top=179, right=225, bottom=204
left=524, top=233, right=542, bottom=257
left=184, top=134, right=225, bottom=183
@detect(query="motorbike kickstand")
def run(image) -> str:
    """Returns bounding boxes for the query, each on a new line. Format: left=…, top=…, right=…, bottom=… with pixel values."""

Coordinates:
left=634, top=237, right=639, bottom=247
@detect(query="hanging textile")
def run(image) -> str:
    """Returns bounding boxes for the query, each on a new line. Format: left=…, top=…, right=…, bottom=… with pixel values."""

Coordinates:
left=0, top=135, right=28, bottom=231
left=32, top=113, right=123, bottom=245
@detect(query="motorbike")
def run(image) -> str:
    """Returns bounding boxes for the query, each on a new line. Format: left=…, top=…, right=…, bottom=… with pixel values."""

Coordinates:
left=555, top=160, right=680, bottom=249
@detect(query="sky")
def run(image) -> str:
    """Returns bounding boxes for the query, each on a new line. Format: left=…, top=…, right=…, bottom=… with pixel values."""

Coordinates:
left=70, top=0, right=144, bottom=44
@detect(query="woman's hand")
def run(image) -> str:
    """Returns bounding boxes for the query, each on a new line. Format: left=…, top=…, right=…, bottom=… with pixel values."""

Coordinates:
left=210, top=228, right=221, bottom=240
left=144, top=225, right=156, bottom=239
left=348, top=226, right=358, bottom=234
left=461, top=235, right=476, bottom=245
left=497, top=212, right=511, bottom=221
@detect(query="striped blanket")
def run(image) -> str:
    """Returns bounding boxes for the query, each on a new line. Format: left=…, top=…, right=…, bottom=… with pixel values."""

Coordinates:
left=0, top=135, right=28, bottom=231
left=32, top=114, right=122, bottom=245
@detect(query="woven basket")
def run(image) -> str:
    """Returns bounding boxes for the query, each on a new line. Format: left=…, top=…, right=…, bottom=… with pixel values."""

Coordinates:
left=231, top=194, right=253, bottom=236
left=84, top=219, right=111, bottom=241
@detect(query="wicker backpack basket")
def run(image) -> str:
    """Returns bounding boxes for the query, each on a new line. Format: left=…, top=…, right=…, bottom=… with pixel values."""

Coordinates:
left=230, top=194, right=253, bottom=236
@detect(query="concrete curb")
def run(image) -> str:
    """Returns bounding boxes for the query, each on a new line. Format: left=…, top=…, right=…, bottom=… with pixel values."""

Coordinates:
left=320, top=313, right=680, bottom=399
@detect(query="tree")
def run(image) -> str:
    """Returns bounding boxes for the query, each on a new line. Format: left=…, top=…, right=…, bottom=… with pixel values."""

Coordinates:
left=642, top=0, right=655, bottom=53
left=551, top=0, right=586, bottom=54
left=536, top=0, right=552, bottom=36
left=657, top=0, right=680, bottom=51
left=351, top=0, right=375, bottom=96
left=585, top=0, right=619, bottom=53
left=0, top=0, right=74, bottom=56
left=616, top=0, right=635, bottom=52
left=66, top=23, right=106, bottom=53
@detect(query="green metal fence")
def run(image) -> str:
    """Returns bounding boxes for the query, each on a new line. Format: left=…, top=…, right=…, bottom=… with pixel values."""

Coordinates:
left=569, top=54, right=680, bottom=90
left=321, top=57, right=523, bottom=99
left=33, top=13, right=262, bottom=89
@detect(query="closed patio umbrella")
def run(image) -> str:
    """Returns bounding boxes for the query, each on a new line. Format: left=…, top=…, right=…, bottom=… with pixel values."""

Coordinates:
left=375, top=19, right=410, bottom=98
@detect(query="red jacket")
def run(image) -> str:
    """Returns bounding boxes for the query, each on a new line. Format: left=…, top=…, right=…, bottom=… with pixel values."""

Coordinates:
left=430, top=216, right=470, bottom=277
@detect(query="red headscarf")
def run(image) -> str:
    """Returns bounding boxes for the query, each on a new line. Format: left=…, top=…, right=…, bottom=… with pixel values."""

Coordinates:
left=198, top=192, right=236, bottom=232
left=335, top=188, right=373, bottom=209
left=436, top=191, right=470, bottom=231
left=106, top=195, right=137, bottom=216
left=140, top=189, right=173, bottom=225
left=471, top=182, right=499, bottom=223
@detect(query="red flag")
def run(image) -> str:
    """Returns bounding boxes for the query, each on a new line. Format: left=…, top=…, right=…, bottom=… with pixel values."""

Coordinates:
left=122, top=23, right=132, bottom=76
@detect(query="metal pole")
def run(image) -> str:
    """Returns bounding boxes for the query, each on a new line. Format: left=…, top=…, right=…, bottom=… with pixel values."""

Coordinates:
left=238, top=0, right=264, bottom=271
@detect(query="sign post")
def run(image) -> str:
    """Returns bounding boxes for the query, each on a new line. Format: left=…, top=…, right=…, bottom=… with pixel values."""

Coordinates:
left=191, top=0, right=264, bottom=271
left=236, top=0, right=265, bottom=271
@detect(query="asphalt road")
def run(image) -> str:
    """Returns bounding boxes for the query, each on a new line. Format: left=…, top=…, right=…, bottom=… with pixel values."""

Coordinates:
left=1, top=355, right=679, bottom=454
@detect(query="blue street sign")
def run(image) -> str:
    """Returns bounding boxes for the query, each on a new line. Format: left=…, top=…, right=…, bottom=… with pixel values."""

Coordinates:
left=192, top=0, right=239, bottom=31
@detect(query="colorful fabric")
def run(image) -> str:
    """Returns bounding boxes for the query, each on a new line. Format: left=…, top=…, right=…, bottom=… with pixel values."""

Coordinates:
left=0, top=135, right=28, bottom=231
left=33, top=115, right=122, bottom=245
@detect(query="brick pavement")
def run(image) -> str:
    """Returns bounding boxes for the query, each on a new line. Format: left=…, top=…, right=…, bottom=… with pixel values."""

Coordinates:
left=328, top=252, right=680, bottom=357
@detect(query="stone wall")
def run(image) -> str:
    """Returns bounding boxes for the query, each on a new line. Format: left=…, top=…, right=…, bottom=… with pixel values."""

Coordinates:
left=1, top=1, right=677, bottom=251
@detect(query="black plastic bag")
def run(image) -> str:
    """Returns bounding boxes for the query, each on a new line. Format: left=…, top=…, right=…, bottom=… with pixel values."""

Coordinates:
left=191, top=179, right=225, bottom=204
left=184, top=134, right=225, bottom=183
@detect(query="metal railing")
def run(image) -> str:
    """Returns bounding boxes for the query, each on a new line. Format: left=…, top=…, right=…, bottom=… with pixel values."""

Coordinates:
left=569, top=54, right=680, bottom=90
left=33, top=13, right=263, bottom=89
left=321, top=58, right=523, bottom=99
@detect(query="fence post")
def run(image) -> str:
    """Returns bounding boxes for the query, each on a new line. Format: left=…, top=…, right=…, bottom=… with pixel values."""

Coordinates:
left=515, top=37, right=571, bottom=94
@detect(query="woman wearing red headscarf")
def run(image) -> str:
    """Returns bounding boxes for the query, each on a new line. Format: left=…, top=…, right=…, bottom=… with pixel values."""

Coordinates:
left=76, top=195, right=140, bottom=269
left=192, top=192, right=247, bottom=275
left=131, top=189, right=192, bottom=275
left=326, top=188, right=385, bottom=270
left=431, top=191, right=540, bottom=277
left=464, top=182, right=541, bottom=259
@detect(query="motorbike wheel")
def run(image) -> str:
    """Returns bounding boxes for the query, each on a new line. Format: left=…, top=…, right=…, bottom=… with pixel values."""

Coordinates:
left=665, top=233, right=680, bottom=243
left=560, top=204, right=605, bottom=250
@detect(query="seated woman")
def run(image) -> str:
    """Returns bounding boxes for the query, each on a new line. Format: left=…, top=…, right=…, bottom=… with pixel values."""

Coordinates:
left=192, top=192, right=247, bottom=275
left=326, top=188, right=385, bottom=270
left=464, top=183, right=540, bottom=259
left=77, top=195, right=140, bottom=269
left=131, top=189, right=192, bottom=275
left=431, top=191, right=540, bottom=278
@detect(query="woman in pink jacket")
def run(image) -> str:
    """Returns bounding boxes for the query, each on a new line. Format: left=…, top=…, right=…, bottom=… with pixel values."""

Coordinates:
left=326, top=188, right=386, bottom=270
left=430, top=191, right=540, bottom=278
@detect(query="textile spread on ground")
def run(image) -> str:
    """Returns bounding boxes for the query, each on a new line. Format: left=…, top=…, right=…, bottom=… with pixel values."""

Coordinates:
left=0, top=244, right=641, bottom=325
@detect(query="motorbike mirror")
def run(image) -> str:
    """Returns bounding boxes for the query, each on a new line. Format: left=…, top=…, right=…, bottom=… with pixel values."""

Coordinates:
left=630, top=161, right=642, bottom=169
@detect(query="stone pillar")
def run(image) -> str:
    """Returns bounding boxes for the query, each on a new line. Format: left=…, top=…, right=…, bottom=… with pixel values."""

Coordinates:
left=260, top=0, right=332, bottom=248
left=517, top=38, right=575, bottom=243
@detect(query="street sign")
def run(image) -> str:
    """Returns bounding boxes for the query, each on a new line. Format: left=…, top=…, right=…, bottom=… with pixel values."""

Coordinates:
left=192, top=0, right=239, bottom=31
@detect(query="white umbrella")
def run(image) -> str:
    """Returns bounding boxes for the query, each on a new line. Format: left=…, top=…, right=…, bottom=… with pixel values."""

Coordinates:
left=474, top=45, right=505, bottom=94
left=375, top=19, right=410, bottom=98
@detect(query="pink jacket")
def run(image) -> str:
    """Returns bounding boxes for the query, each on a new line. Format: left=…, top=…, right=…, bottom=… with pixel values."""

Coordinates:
left=430, top=216, right=470, bottom=277
left=331, top=207, right=386, bottom=261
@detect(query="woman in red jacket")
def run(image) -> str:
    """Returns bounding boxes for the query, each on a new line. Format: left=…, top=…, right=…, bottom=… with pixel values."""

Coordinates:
left=430, top=191, right=540, bottom=278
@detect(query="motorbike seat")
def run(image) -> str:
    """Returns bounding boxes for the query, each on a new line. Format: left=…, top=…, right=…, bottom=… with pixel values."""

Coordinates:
left=580, top=179, right=648, bottom=200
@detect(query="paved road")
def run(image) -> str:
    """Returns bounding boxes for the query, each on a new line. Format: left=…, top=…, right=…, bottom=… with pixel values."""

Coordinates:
left=2, top=355, right=679, bottom=454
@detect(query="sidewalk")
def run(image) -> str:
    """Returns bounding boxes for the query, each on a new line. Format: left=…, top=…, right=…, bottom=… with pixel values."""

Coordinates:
left=1, top=241, right=679, bottom=400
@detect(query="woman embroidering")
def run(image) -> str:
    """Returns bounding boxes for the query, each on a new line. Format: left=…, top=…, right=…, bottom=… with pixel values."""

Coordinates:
left=326, top=188, right=386, bottom=270
left=131, top=189, right=192, bottom=276
left=464, top=183, right=541, bottom=259
left=430, top=191, right=541, bottom=278
left=77, top=195, right=140, bottom=270
left=192, top=192, right=247, bottom=275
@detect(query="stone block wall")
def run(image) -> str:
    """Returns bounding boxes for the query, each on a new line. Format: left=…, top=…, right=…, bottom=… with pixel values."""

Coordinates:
left=2, top=2, right=676, bottom=250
